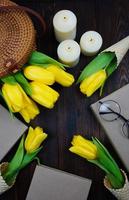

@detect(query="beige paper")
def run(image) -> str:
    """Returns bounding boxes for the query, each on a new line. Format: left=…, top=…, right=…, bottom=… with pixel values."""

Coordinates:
left=104, top=170, right=129, bottom=200
left=103, top=36, right=129, bottom=66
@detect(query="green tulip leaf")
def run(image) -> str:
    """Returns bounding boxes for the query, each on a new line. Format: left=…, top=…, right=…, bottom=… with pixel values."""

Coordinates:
left=1, top=75, right=17, bottom=85
left=88, top=159, right=110, bottom=174
left=93, top=137, right=120, bottom=171
left=25, top=63, right=52, bottom=68
left=92, top=138, right=123, bottom=183
left=107, top=173, right=124, bottom=189
left=33, top=157, right=41, bottom=165
left=99, top=80, right=106, bottom=96
left=14, top=72, right=32, bottom=96
left=3, top=136, right=25, bottom=183
left=106, top=58, right=117, bottom=77
left=20, top=146, right=42, bottom=170
left=77, top=52, right=115, bottom=84
left=28, top=51, right=68, bottom=70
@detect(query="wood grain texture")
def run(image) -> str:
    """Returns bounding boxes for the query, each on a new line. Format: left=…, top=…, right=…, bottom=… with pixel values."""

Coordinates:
left=1, top=0, right=129, bottom=199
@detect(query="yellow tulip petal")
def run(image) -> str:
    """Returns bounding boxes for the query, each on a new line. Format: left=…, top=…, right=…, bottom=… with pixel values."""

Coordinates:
left=20, top=109, right=31, bottom=123
left=69, top=146, right=96, bottom=160
left=71, top=135, right=97, bottom=154
left=26, top=134, right=44, bottom=153
left=36, top=83, right=59, bottom=102
left=80, top=72, right=99, bottom=92
left=30, top=81, right=58, bottom=108
left=2, top=83, right=24, bottom=112
left=25, top=126, right=48, bottom=153
left=44, top=85, right=59, bottom=102
left=86, top=71, right=106, bottom=97
left=2, top=88, right=14, bottom=112
left=25, top=127, right=35, bottom=150
left=24, top=66, right=55, bottom=85
left=47, top=65, right=75, bottom=87
left=19, top=98, right=39, bottom=123
left=34, top=127, right=44, bottom=136
left=26, top=99, right=40, bottom=117
left=17, top=84, right=32, bottom=105
left=80, top=70, right=107, bottom=96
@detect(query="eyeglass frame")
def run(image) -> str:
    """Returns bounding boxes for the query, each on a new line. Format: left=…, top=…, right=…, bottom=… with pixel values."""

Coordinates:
left=98, top=100, right=129, bottom=139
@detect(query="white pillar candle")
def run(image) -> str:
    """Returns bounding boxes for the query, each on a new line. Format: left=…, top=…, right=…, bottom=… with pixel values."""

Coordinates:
left=80, top=31, right=103, bottom=56
left=57, top=40, right=80, bottom=67
left=53, top=10, right=77, bottom=43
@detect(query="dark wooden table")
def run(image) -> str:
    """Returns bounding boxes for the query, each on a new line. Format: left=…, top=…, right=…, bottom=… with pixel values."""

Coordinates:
left=1, top=0, right=129, bottom=199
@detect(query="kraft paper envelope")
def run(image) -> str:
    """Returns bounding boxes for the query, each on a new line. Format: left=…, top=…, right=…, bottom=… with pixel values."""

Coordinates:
left=26, top=165, right=92, bottom=200
left=91, top=84, right=129, bottom=172
left=0, top=105, right=27, bottom=161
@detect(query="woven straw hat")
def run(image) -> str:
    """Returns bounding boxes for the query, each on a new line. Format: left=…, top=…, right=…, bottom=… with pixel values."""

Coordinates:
left=0, top=0, right=46, bottom=78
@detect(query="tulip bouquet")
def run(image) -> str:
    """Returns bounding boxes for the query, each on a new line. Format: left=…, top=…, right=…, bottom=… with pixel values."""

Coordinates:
left=77, top=36, right=129, bottom=97
left=0, top=126, right=47, bottom=194
left=0, top=51, right=74, bottom=123
left=69, top=135, right=129, bottom=200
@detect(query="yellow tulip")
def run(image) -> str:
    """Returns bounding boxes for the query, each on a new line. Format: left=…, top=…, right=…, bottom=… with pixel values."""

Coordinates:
left=25, top=126, right=47, bottom=153
left=80, top=70, right=107, bottom=97
left=30, top=81, right=59, bottom=109
left=2, top=83, right=39, bottom=122
left=47, top=65, right=75, bottom=87
left=2, top=83, right=30, bottom=112
left=72, top=135, right=97, bottom=153
left=19, top=99, right=40, bottom=123
left=69, top=135, right=97, bottom=160
left=24, top=65, right=55, bottom=85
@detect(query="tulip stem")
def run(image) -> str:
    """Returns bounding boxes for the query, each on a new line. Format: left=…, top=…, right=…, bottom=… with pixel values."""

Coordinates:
left=34, top=157, right=41, bottom=165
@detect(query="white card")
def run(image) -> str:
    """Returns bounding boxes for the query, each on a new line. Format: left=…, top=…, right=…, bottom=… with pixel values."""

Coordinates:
left=26, top=165, right=92, bottom=200
left=0, top=105, right=27, bottom=161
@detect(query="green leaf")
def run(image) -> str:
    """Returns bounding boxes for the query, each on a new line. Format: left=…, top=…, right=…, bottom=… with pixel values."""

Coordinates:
left=33, top=157, right=41, bottom=165
left=3, top=136, right=25, bottom=183
left=14, top=72, right=32, bottom=96
left=92, top=138, right=123, bottom=183
left=107, top=173, right=124, bottom=189
left=93, top=138, right=118, bottom=169
left=1, top=75, right=17, bottom=85
left=77, top=52, right=115, bottom=84
left=100, top=80, right=106, bottom=96
left=93, top=137, right=123, bottom=184
left=28, top=51, right=68, bottom=69
left=27, top=63, right=51, bottom=68
left=20, top=146, right=42, bottom=170
left=88, top=159, right=110, bottom=174
left=106, top=58, right=117, bottom=77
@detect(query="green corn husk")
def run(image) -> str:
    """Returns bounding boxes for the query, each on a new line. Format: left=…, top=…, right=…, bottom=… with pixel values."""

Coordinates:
left=28, top=51, right=68, bottom=69
left=77, top=52, right=116, bottom=84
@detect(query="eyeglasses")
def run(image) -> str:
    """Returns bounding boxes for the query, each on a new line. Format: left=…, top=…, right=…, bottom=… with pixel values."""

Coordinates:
left=98, top=100, right=129, bottom=139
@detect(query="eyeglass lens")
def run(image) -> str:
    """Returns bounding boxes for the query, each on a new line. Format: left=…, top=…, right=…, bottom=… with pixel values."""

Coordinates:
left=99, top=100, right=121, bottom=122
left=122, top=122, right=129, bottom=138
